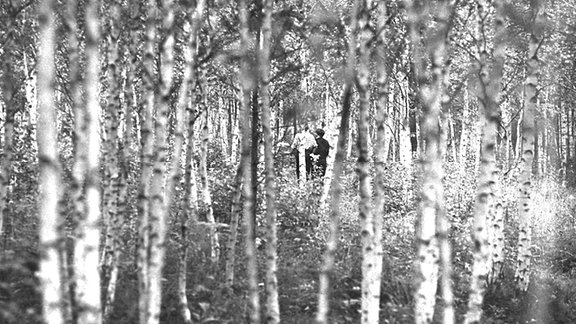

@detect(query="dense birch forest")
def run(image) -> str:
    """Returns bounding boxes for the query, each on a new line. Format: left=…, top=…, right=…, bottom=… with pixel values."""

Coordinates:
left=2, top=0, right=576, bottom=323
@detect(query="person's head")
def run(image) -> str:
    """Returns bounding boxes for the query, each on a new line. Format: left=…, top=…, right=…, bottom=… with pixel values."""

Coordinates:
left=316, top=129, right=325, bottom=138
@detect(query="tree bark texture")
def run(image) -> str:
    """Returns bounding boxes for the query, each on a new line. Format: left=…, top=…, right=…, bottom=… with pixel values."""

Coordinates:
left=101, top=3, right=122, bottom=319
left=260, top=0, right=281, bottom=322
left=464, top=1, right=504, bottom=322
left=137, top=0, right=158, bottom=322
left=238, top=0, right=260, bottom=322
left=488, top=0, right=507, bottom=285
left=37, top=0, right=65, bottom=323
left=515, top=0, right=544, bottom=292
left=406, top=0, right=453, bottom=322
left=71, top=0, right=104, bottom=323
left=357, top=0, right=383, bottom=322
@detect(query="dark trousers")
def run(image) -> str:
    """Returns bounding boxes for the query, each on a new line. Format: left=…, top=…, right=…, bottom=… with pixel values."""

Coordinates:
left=314, top=159, right=327, bottom=178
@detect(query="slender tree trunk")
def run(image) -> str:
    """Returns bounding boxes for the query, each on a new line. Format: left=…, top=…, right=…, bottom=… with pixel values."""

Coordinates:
left=199, top=111, right=220, bottom=263
left=64, top=0, right=84, bottom=320
left=144, top=1, right=176, bottom=323
left=0, top=41, right=15, bottom=247
left=515, top=0, right=544, bottom=291
left=357, top=1, right=382, bottom=322
left=259, top=0, right=280, bottom=321
left=464, top=2, right=504, bottom=321
left=406, top=0, right=452, bottom=322
left=37, top=2, right=65, bottom=322
left=102, top=3, right=122, bottom=319
left=238, top=0, right=260, bottom=322
left=176, top=2, right=204, bottom=322
left=316, top=2, right=358, bottom=323
left=224, top=162, right=243, bottom=289
left=71, top=1, right=104, bottom=323
left=137, top=0, right=157, bottom=321
left=488, top=0, right=507, bottom=284
left=435, top=2, right=455, bottom=322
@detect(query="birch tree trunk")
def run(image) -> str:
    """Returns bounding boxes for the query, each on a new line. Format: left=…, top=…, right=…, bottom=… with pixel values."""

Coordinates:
left=176, top=1, right=205, bottom=322
left=406, top=0, right=452, bottom=322
left=316, top=1, right=357, bottom=322
left=199, top=112, right=220, bottom=263
left=102, top=3, right=122, bottom=318
left=137, top=0, right=157, bottom=321
left=73, top=0, right=103, bottom=323
left=144, top=1, right=176, bottom=322
left=464, top=1, right=504, bottom=321
left=238, top=0, right=260, bottom=321
left=224, top=163, right=243, bottom=289
left=37, top=1, right=65, bottom=322
left=0, top=40, right=15, bottom=245
left=515, top=0, right=544, bottom=291
left=488, top=0, right=507, bottom=284
left=357, top=0, right=383, bottom=322
left=64, top=0, right=85, bottom=319
left=260, top=0, right=280, bottom=321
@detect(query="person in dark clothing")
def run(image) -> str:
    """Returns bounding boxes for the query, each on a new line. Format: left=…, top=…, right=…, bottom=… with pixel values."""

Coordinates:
left=312, top=129, right=330, bottom=178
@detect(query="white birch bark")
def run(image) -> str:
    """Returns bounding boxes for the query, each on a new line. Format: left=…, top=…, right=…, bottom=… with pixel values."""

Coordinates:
left=238, top=0, right=260, bottom=321
left=199, top=113, right=220, bottom=263
left=357, top=0, right=382, bottom=322
left=74, top=0, right=103, bottom=323
left=488, top=0, right=507, bottom=284
left=515, top=0, right=544, bottom=291
left=137, top=0, right=156, bottom=320
left=145, top=1, right=176, bottom=322
left=464, top=2, right=502, bottom=322
left=37, top=0, right=65, bottom=322
left=260, top=0, right=280, bottom=321
left=406, top=0, right=452, bottom=322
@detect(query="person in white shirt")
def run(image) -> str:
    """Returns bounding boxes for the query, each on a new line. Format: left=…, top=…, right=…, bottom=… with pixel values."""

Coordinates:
left=291, top=125, right=317, bottom=180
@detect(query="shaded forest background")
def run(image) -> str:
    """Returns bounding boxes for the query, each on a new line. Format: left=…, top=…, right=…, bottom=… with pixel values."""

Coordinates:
left=1, top=0, right=576, bottom=323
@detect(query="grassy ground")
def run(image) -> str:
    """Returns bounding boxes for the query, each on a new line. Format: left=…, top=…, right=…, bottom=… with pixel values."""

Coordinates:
left=2, top=160, right=576, bottom=323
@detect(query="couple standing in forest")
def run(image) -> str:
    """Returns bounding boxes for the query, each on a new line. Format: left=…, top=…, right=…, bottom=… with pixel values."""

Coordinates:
left=291, top=125, right=330, bottom=180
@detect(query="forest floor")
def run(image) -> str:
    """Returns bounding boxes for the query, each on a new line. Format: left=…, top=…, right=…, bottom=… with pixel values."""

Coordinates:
left=2, top=161, right=576, bottom=323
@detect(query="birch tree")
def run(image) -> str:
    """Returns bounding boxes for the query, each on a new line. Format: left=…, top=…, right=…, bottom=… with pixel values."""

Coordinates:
left=356, top=0, right=383, bottom=322
left=488, top=0, right=506, bottom=284
left=101, top=2, right=122, bottom=318
left=199, top=111, right=220, bottom=263
left=0, top=32, right=15, bottom=245
left=464, top=1, right=505, bottom=322
left=515, top=0, right=545, bottom=291
left=176, top=1, right=205, bottom=322
left=260, top=0, right=280, bottom=321
left=406, top=0, right=453, bottom=322
left=367, top=1, right=390, bottom=322
left=37, top=0, right=64, bottom=322
left=144, top=0, right=176, bottom=322
left=65, top=0, right=86, bottom=319
left=74, top=1, right=103, bottom=322
left=137, top=0, right=157, bottom=321
left=224, top=162, right=243, bottom=289
left=238, top=0, right=260, bottom=322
